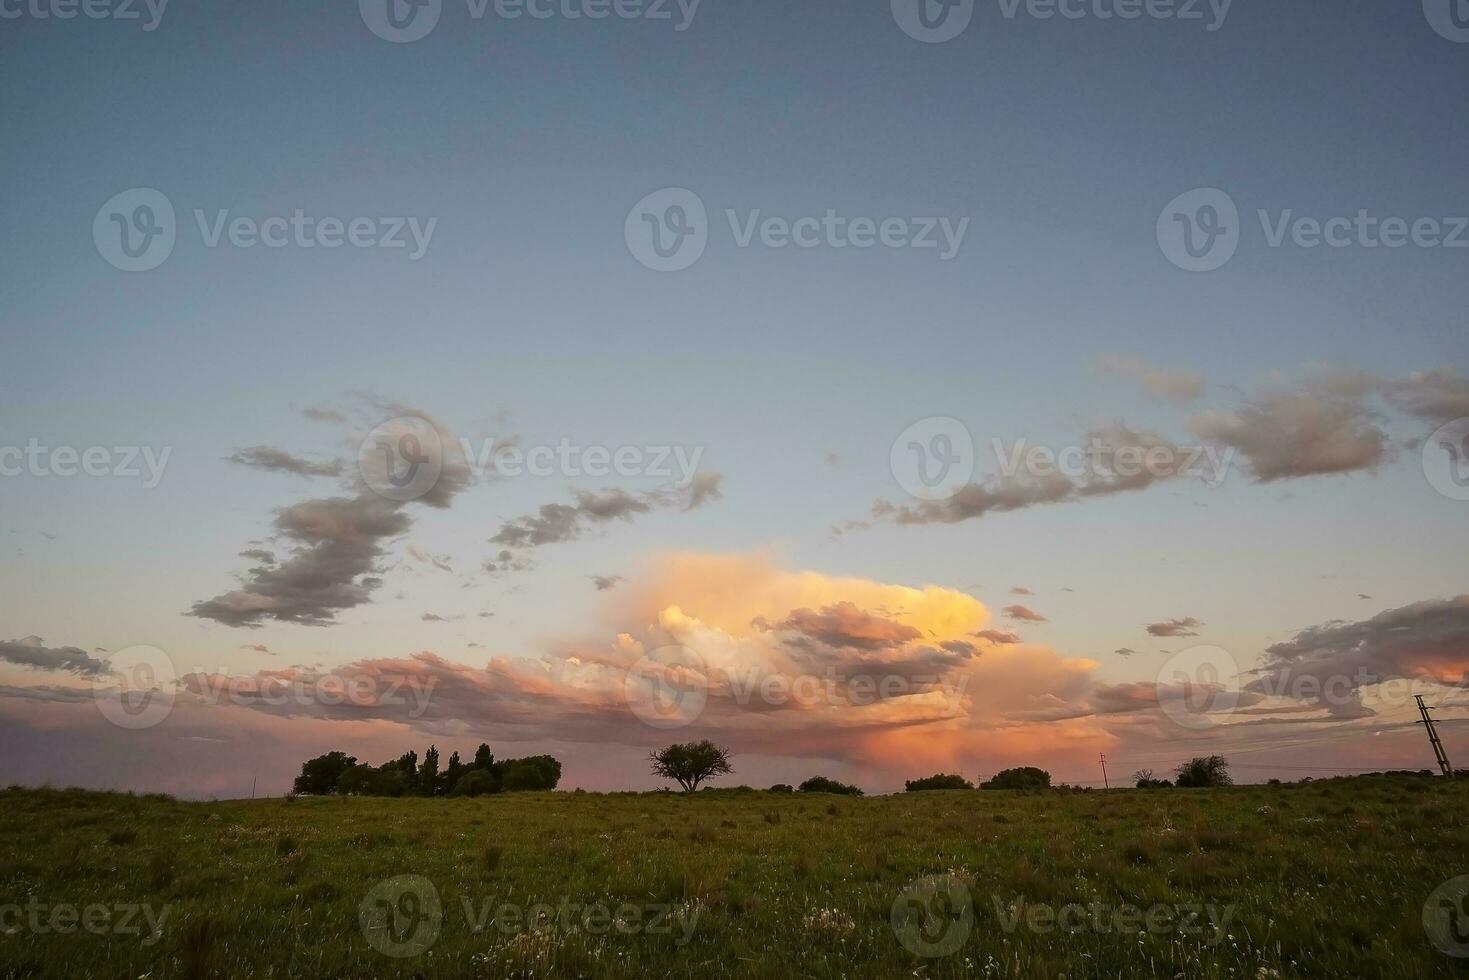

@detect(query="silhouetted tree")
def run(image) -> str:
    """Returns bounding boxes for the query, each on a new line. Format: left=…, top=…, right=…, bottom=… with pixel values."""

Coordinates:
left=979, top=767, right=1051, bottom=790
left=650, top=740, right=733, bottom=793
left=1133, top=768, right=1172, bottom=789
left=419, top=745, right=440, bottom=796
left=905, top=773, right=973, bottom=791
left=472, top=743, right=495, bottom=772
left=293, top=751, right=357, bottom=795
left=798, top=776, right=863, bottom=796
left=1175, top=755, right=1232, bottom=788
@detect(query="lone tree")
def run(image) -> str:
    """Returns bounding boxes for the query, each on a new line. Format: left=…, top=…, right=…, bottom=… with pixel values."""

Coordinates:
left=1175, top=755, right=1232, bottom=788
left=649, top=740, right=733, bottom=793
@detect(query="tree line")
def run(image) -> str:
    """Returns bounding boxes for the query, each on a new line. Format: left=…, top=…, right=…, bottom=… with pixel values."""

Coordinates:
left=295, top=740, right=1236, bottom=797
left=293, top=743, right=561, bottom=797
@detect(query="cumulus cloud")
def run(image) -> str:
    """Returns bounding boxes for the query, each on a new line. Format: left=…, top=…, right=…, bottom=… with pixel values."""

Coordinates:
left=227, top=446, right=343, bottom=478
left=0, top=637, right=109, bottom=676
left=1094, top=354, right=1206, bottom=404
left=1003, top=605, right=1048, bottom=623
left=773, top=601, right=921, bottom=651
left=1146, top=616, right=1202, bottom=637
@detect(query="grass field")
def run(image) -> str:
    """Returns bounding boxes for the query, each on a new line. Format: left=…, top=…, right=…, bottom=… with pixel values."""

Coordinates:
left=2, top=775, right=1467, bottom=978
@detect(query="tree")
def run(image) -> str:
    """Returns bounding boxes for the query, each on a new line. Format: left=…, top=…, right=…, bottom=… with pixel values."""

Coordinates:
left=498, top=755, right=562, bottom=791
left=293, top=751, right=357, bottom=795
left=649, top=740, right=733, bottom=793
left=979, top=767, right=1051, bottom=790
left=768, top=784, right=794, bottom=793
left=798, top=776, right=864, bottom=796
left=905, top=773, right=973, bottom=792
left=1133, top=768, right=1172, bottom=789
left=419, top=745, right=440, bottom=796
left=472, top=743, right=495, bottom=772
left=440, top=751, right=465, bottom=796
left=1175, top=755, right=1232, bottom=788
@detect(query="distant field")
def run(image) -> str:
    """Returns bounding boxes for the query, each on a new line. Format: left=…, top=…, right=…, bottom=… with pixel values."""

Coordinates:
left=2, top=775, right=1467, bottom=978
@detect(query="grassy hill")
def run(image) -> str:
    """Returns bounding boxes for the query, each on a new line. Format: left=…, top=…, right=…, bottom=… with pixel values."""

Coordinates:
left=2, top=775, right=1465, bottom=978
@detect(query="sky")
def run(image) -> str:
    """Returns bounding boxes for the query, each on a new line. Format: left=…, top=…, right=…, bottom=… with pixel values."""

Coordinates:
left=1, top=0, right=1467, bottom=797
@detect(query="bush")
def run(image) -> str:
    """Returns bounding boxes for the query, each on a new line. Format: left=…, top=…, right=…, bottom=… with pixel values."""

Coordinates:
left=905, top=773, right=973, bottom=792
left=768, top=784, right=794, bottom=793
left=1175, top=756, right=1232, bottom=788
left=799, top=777, right=863, bottom=796
left=979, top=767, right=1051, bottom=790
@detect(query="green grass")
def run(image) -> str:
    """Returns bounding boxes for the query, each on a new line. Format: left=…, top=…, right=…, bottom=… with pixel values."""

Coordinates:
left=1, top=775, right=1466, bottom=978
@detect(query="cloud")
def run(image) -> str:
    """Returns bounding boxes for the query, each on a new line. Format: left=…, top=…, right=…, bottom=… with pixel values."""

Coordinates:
left=302, top=407, right=347, bottom=423
left=1003, top=605, right=1047, bottom=623
left=1146, top=616, right=1202, bottom=637
left=1114, top=647, right=1136, bottom=657
left=0, top=637, right=109, bottom=676
left=489, top=476, right=725, bottom=555
left=1009, top=586, right=1034, bottom=596
left=406, top=545, right=453, bottom=573
left=240, top=643, right=276, bottom=655
left=226, top=446, right=343, bottom=478
left=193, top=410, right=472, bottom=627
left=191, top=495, right=410, bottom=627
left=1188, top=380, right=1387, bottom=482
left=592, top=575, right=624, bottom=591
left=1247, top=596, right=1469, bottom=716
left=1380, top=369, right=1469, bottom=424
left=1093, top=354, right=1206, bottom=404
left=973, top=629, right=1022, bottom=645
left=773, top=602, right=922, bottom=651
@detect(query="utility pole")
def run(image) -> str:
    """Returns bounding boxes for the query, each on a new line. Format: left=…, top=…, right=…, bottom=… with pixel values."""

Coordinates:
left=250, top=775, right=257, bottom=800
left=1415, top=695, right=1455, bottom=777
left=1099, top=753, right=1109, bottom=789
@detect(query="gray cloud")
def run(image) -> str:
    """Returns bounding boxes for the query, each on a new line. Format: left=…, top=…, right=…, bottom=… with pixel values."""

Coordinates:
left=774, top=602, right=921, bottom=651
left=1146, top=616, right=1201, bottom=637
left=191, top=495, right=410, bottom=627
left=1003, top=605, right=1048, bottom=623
left=592, top=575, right=624, bottom=591
left=1247, top=596, right=1469, bottom=716
left=1188, top=383, right=1387, bottom=482
left=489, top=475, right=725, bottom=555
left=227, top=446, right=343, bottom=478
left=0, top=636, right=109, bottom=676
left=973, top=629, right=1022, bottom=645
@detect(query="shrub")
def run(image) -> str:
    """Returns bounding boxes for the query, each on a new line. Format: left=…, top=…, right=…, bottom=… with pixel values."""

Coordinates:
left=798, top=777, right=863, bottom=796
left=1175, top=755, right=1232, bottom=788
left=768, top=784, right=794, bottom=793
left=905, top=773, right=973, bottom=792
left=980, top=767, right=1051, bottom=790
